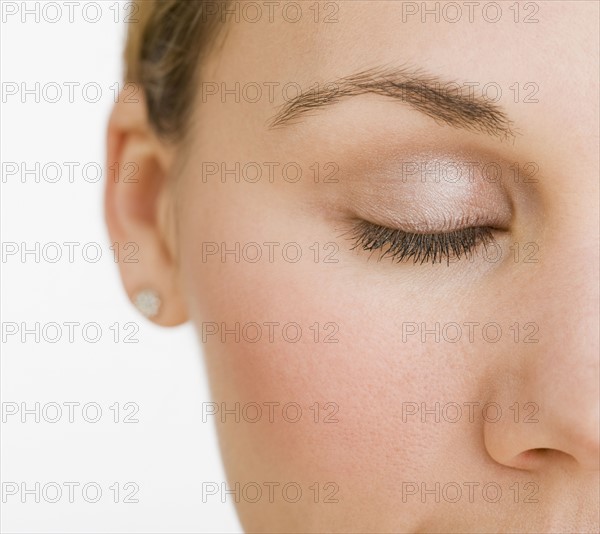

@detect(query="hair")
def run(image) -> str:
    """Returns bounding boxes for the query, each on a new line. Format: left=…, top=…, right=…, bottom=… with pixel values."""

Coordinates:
left=124, top=0, right=228, bottom=140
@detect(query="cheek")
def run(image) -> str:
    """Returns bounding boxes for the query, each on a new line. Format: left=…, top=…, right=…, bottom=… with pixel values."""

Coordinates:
left=178, top=194, right=479, bottom=499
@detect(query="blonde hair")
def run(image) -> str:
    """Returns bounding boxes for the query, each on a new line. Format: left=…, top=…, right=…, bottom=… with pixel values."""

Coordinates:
left=124, top=0, right=227, bottom=139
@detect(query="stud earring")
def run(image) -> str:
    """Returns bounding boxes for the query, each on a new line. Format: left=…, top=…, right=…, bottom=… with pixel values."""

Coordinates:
left=133, top=289, right=161, bottom=319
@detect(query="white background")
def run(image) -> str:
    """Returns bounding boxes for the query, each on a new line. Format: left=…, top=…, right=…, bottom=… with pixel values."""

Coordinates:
left=1, top=1, right=242, bottom=532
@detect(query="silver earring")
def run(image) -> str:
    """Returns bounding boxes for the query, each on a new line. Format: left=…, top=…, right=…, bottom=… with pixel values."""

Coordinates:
left=133, top=289, right=161, bottom=319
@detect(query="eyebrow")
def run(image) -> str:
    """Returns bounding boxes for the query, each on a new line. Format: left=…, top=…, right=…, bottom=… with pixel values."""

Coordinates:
left=268, top=66, right=516, bottom=141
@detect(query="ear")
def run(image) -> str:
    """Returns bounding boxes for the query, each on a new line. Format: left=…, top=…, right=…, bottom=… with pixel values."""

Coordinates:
left=105, top=89, right=188, bottom=326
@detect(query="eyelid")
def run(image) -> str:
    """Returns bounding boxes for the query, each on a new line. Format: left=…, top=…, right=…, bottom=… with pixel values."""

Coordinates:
left=340, top=150, right=515, bottom=230
left=370, top=211, right=498, bottom=234
left=344, top=181, right=513, bottom=234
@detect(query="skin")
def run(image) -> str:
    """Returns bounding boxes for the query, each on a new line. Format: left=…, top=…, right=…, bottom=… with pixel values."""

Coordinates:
left=106, top=1, right=599, bottom=532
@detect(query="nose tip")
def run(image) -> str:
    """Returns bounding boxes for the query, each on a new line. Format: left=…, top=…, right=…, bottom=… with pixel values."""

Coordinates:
left=572, top=433, right=600, bottom=471
left=483, top=395, right=600, bottom=473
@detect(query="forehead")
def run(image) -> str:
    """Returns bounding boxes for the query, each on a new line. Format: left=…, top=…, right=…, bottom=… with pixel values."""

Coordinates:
left=210, top=2, right=595, bottom=77
left=196, top=1, right=598, bottom=180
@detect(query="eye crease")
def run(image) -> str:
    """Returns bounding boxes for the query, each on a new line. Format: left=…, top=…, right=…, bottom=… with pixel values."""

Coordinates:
left=348, top=219, right=497, bottom=265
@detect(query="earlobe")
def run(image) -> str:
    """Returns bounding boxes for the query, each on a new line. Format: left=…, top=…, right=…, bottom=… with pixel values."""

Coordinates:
left=105, top=90, right=188, bottom=327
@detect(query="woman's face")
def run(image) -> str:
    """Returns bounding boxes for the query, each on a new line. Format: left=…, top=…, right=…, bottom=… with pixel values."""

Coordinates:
left=110, top=1, right=599, bottom=531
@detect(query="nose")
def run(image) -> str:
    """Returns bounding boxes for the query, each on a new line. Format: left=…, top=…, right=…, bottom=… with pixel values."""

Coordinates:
left=483, top=238, right=599, bottom=472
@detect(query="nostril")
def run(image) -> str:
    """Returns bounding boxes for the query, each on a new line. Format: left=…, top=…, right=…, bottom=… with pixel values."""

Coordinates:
left=514, top=448, right=577, bottom=470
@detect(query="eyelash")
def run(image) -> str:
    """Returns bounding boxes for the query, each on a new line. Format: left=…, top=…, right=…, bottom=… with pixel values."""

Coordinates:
left=348, top=220, right=496, bottom=265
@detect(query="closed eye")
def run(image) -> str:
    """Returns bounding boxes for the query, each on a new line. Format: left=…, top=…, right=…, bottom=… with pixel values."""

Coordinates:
left=348, top=219, right=497, bottom=265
